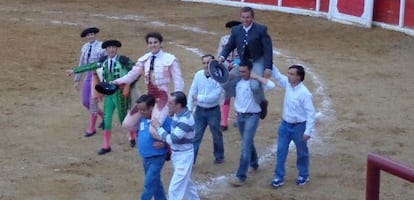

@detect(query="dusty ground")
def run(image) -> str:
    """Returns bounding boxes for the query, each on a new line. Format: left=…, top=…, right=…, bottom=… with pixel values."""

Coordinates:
left=1, top=0, right=414, bottom=199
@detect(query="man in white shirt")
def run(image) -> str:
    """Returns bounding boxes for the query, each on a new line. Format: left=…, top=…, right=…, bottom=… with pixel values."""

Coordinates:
left=270, top=64, right=316, bottom=188
left=228, top=60, right=275, bottom=187
left=188, top=54, right=225, bottom=164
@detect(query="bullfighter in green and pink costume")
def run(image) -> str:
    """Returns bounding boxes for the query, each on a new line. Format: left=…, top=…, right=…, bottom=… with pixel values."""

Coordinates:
left=73, top=40, right=137, bottom=155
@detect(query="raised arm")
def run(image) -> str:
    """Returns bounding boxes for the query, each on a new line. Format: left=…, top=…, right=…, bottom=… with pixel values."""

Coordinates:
left=271, top=65, right=288, bottom=88
left=73, top=62, right=102, bottom=74
left=112, top=61, right=143, bottom=85
left=250, top=72, right=275, bottom=90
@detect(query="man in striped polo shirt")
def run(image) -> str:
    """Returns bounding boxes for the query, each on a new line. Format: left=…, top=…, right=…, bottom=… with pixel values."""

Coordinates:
left=151, top=91, right=200, bottom=200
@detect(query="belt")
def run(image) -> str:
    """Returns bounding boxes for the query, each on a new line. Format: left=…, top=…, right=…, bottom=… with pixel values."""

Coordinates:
left=171, top=148, right=192, bottom=152
left=237, top=112, right=260, bottom=116
left=144, top=154, right=166, bottom=159
left=283, top=120, right=306, bottom=125
left=197, top=105, right=219, bottom=111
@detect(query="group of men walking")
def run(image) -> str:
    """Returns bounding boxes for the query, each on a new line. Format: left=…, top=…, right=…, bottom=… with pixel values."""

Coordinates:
left=67, top=6, right=316, bottom=200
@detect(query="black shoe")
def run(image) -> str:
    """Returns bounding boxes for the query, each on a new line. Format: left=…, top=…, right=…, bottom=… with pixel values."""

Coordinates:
left=98, top=121, right=104, bottom=129
left=84, top=131, right=96, bottom=137
left=259, top=99, right=268, bottom=119
left=221, top=125, right=228, bottom=131
left=97, top=147, right=111, bottom=155
left=130, top=140, right=136, bottom=148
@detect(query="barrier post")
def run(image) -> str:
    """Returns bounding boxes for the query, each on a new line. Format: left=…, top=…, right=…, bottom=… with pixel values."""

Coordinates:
left=366, top=153, right=414, bottom=200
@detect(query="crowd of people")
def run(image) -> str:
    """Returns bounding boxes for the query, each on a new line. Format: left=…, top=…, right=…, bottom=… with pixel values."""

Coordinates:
left=66, top=6, right=316, bottom=200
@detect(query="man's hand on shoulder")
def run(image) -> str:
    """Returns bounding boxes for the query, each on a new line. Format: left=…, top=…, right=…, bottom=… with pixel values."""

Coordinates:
left=218, top=56, right=225, bottom=64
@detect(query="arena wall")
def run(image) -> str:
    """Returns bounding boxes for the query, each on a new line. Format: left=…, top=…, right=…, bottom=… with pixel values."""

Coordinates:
left=183, top=0, right=414, bottom=36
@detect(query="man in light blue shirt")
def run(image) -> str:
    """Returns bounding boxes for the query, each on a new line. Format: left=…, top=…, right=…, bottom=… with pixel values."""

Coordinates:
left=188, top=54, right=225, bottom=164
left=270, top=64, right=316, bottom=188
left=135, top=94, right=171, bottom=200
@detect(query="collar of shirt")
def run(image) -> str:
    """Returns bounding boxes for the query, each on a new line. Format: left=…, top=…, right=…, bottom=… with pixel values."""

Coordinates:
left=175, top=107, right=190, bottom=118
left=243, top=23, right=253, bottom=32
left=289, top=82, right=303, bottom=91
left=204, top=71, right=211, bottom=79
left=151, top=50, right=163, bottom=58
left=88, top=40, right=97, bottom=46
left=108, top=55, right=117, bottom=64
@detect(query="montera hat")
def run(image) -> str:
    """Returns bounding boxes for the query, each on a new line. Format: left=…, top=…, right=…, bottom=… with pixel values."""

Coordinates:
left=95, top=82, right=119, bottom=95
left=225, top=21, right=241, bottom=28
left=208, top=59, right=229, bottom=84
left=80, top=27, right=100, bottom=38
left=102, top=40, right=122, bottom=48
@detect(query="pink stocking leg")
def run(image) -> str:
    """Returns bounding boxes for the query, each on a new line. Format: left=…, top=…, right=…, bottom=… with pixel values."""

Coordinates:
left=87, top=114, right=98, bottom=133
left=221, top=99, right=231, bottom=127
left=103, top=130, right=111, bottom=149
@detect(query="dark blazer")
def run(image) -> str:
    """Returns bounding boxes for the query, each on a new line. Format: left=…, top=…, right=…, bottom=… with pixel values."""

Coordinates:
left=220, top=22, right=273, bottom=70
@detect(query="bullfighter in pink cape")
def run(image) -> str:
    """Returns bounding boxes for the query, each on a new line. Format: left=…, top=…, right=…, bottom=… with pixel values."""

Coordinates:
left=112, top=32, right=184, bottom=135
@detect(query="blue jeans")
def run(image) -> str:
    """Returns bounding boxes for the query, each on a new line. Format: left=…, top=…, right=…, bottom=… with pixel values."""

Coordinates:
left=235, top=113, right=260, bottom=181
left=193, top=105, right=224, bottom=163
left=141, top=155, right=167, bottom=200
left=274, top=120, right=309, bottom=180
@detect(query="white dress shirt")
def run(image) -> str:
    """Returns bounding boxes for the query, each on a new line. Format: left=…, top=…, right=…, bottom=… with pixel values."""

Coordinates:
left=243, top=23, right=253, bottom=32
left=74, top=40, right=105, bottom=81
left=187, top=70, right=223, bottom=110
left=107, top=56, right=117, bottom=72
left=272, top=66, right=316, bottom=136
left=234, top=78, right=275, bottom=113
left=113, top=50, right=184, bottom=92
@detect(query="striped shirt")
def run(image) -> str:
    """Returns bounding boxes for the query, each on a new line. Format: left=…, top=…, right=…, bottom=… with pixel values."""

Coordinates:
left=157, top=108, right=195, bottom=151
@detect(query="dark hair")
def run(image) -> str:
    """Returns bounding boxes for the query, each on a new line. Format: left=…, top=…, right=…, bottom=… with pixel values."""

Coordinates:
left=201, top=54, right=215, bottom=60
left=289, top=64, right=305, bottom=81
left=136, top=94, right=156, bottom=107
left=170, top=91, right=187, bottom=108
left=145, top=32, right=163, bottom=43
left=239, top=59, right=253, bottom=71
left=241, top=7, right=254, bottom=18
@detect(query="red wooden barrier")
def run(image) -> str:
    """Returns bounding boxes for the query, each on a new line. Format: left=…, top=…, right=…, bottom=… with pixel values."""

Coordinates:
left=282, top=0, right=316, bottom=10
left=320, top=0, right=330, bottom=12
left=366, top=153, right=414, bottom=200
left=337, top=0, right=365, bottom=17
left=405, top=0, right=414, bottom=29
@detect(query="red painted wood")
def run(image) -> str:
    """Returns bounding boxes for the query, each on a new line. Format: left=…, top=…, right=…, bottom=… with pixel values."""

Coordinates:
left=366, top=153, right=414, bottom=200
left=373, top=0, right=400, bottom=25
left=337, top=0, right=364, bottom=17
left=244, top=0, right=277, bottom=5
left=405, top=0, right=414, bottom=28
left=282, top=0, right=317, bottom=10
left=320, top=0, right=330, bottom=12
